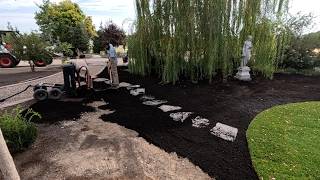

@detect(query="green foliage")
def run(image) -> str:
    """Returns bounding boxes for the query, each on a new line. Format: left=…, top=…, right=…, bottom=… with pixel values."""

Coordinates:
left=281, top=31, right=320, bottom=70
left=93, top=22, right=126, bottom=53
left=247, top=102, right=320, bottom=179
left=35, top=0, right=96, bottom=51
left=285, top=13, right=314, bottom=37
left=0, top=108, right=40, bottom=153
left=64, top=23, right=90, bottom=51
left=129, top=0, right=290, bottom=83
left=55, top=42, right=73, bottom=57
left=84, top=16, right=98, bottom=38
left=281, top=48, right=316, bottom=70
left=300, top=31, right=320, bottom=50
left=279, top=68, right=320, bottom=76
left=4, top=31, right=53, bottom=64
left=277, top=13, right=319, bottom=71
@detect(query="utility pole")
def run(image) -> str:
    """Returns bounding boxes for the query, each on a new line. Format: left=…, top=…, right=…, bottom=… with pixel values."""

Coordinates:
left=0, top=129, right=20, bottom=180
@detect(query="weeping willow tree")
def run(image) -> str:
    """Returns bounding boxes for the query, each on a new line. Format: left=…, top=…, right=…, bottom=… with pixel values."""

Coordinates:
left=128, top=0, right=290, bottom=83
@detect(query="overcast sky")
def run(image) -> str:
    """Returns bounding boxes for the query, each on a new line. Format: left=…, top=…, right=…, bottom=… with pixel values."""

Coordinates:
left=0, top=0, right=319, bottom=33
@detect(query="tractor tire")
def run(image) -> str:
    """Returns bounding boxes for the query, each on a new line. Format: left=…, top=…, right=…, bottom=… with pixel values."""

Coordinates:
left=0, top=53, right=16, bottom=68
left=14, top=59, right=21, bottom=66
left=33, top=89, right=48, bottom=101
left=34, top=59, right=47, bottom=67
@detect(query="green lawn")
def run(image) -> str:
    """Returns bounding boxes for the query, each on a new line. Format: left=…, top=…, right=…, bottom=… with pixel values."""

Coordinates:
left=247, top=102, right=320, bottom=179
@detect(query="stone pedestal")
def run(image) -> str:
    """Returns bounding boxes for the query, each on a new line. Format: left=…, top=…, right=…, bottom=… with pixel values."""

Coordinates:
left=235, top=66, right=251, bottom=81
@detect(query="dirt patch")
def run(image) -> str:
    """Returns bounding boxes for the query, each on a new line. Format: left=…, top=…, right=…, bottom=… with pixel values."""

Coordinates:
left=97, top=69, right=320, bottom=180
left=14, top=101, right=211, bottom=180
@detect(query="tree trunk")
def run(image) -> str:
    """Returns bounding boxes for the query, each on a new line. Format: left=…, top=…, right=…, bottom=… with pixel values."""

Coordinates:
left=0, top=129, right=20, bottom=180
left=29, top=60, right=35, bottom=72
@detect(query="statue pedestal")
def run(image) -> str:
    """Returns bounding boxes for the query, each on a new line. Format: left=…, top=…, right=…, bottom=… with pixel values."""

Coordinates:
left=235, top=66, right=251, bottom=81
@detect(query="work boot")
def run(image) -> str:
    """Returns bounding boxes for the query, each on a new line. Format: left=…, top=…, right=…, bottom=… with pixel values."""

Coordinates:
left=110, top=84, right=119, bottom=89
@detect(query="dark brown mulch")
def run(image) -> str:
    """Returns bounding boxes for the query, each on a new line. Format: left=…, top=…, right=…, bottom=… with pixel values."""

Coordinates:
left=27, top=100, right=95, bottom=124
left=97, top=69, right=320, bottom=180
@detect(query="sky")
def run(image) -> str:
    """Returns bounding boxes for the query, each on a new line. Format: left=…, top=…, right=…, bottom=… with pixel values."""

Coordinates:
left=0, top=0, right=319, bottom=33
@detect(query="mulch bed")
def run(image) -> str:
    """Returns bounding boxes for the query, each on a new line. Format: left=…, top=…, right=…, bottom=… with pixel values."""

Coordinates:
left=28, top=100, right=95, bottom=124
left=27, top=68, right=320, bottom=180
left=97, top=69, right=320, bottom=179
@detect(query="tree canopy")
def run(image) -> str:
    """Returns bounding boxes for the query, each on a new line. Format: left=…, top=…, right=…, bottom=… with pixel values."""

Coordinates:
left=129, top=0, right=291, bottom=83
left=280, top=30, right=320, bottom=70
left=35, top=0, right=96, bottom=51
left=93, top=22, right=126, bottom=53
left=300, top=31, right=320, bottom=50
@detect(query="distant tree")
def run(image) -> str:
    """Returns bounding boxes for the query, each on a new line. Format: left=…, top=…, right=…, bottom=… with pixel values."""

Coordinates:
left=64, top=23, right=90, bottom=51
left=299, top=31, right=320, bottom=50
left=35, top=0, right=96, bottom=51
left=93, top=23, right=104, bottom=53
left=286, top=13, right=314, bottom=38
left=280, top=14, right=320, bottom=70
left=93, top=22, right=126, bottom=53
left=4, top=29, right=53, bottom=71
left=84, top=16, right=97, bottom=38
left=54, top=42, right=73, bottom=57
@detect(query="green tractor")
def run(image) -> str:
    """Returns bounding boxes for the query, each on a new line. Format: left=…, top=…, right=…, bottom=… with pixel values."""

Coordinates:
left=0, top=30, right=53, bottom=68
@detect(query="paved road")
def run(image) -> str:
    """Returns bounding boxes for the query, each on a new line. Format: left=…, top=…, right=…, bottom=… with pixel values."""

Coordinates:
left=0, top=66, right=62, bottom=87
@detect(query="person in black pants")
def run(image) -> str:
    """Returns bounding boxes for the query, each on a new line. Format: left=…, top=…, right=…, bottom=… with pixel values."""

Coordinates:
left=63, top=64, right=76, bottom=96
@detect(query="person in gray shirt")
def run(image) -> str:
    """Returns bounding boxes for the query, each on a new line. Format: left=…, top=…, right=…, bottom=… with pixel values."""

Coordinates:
left=106, top=43, right=119, bottom=86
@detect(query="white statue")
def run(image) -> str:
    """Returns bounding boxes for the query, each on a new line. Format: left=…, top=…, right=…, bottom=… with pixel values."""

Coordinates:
left=241, top=35, right=253, bottom=67
left=236, top=35, right=253, bottom=81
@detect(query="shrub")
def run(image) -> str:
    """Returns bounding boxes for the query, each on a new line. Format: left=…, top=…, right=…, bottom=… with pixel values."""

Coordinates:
left=33, top=50, right=54, bottom=65
left=281, top=48, right=315, bottom=70
left=54, top=42, right=73, bottom=57
left=314, top=58, right=320, bottom=67
left=0, top=108, right=40, bottom=153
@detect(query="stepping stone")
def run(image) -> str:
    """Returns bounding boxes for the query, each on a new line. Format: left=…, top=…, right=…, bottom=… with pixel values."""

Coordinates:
left=140, top=95, right=155, bottom=101
left=170, top=112, right=193, bottom=122
left=127, top=85, right=141, bottom=90
left=143, top=100, right=168, bottom=106
left=192, top=116, right=210, bottom=128
left=159, top=105, right=182, bottom=112
left=210, top=123, right=238, bottom=142
left=119, top=82, right=132, bottom=88
left=130, top=88, right=145, bottom=96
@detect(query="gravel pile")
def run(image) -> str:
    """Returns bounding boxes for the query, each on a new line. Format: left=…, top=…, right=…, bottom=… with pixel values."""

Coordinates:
left=0, top=72, right=63, bottom=109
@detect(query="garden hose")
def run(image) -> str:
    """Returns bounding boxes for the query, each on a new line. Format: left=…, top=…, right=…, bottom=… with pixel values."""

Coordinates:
left=77, top=65, right=92, bottom=88
left=0, top=85, right=33, bottom=103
